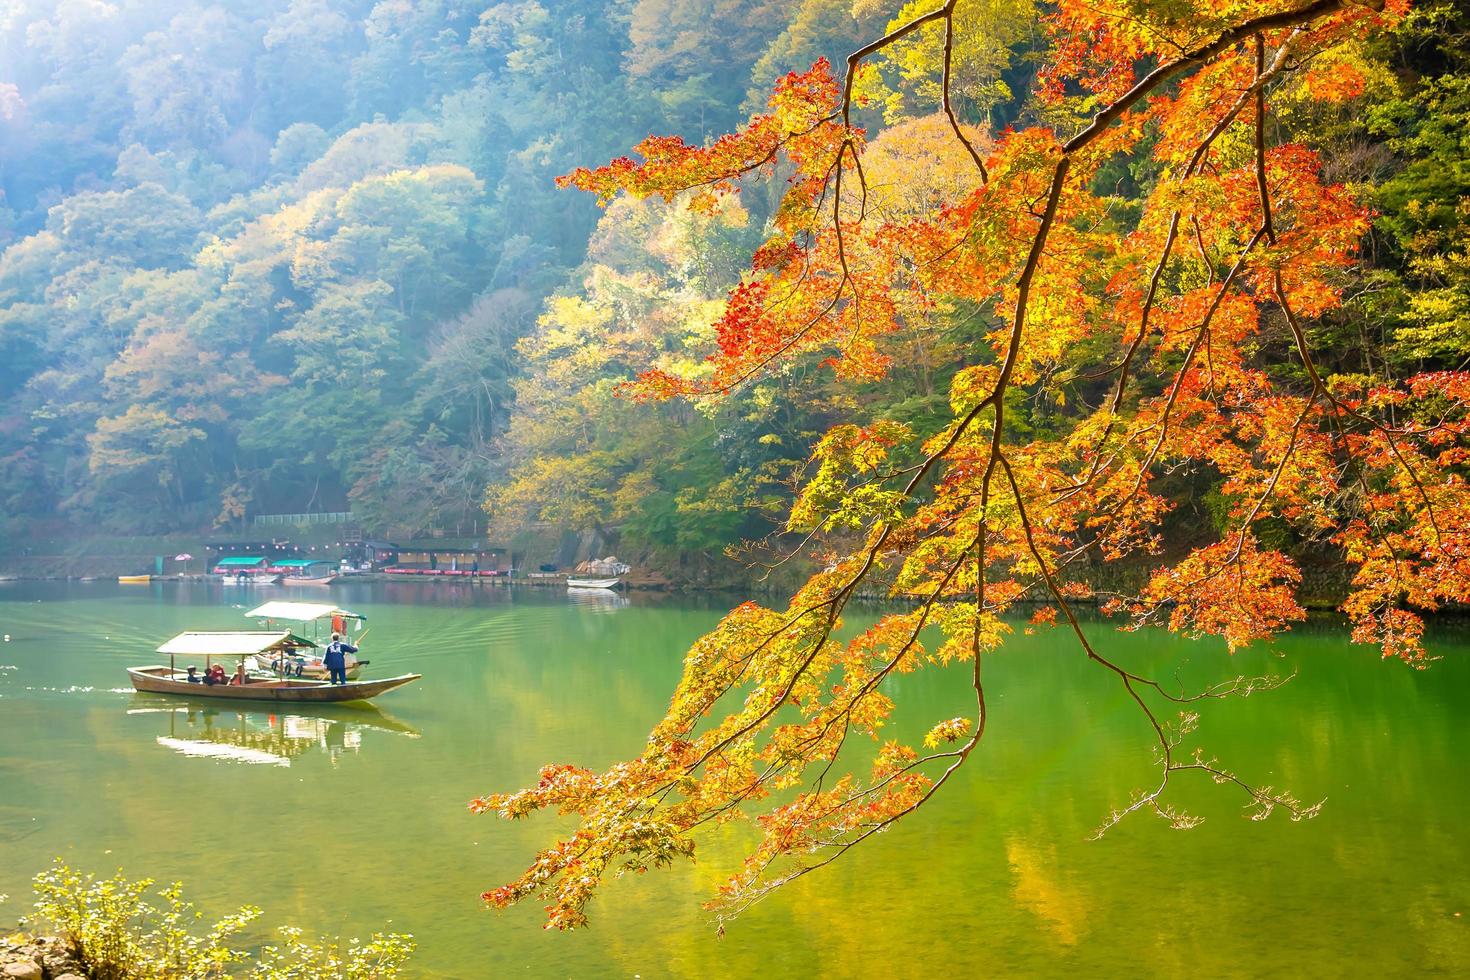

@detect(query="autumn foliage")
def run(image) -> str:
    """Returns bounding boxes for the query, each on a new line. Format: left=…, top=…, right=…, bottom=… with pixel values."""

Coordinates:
left=476, top=0, right=1468, bottom=930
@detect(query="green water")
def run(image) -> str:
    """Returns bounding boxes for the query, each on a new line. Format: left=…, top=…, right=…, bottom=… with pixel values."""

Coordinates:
left=0, top=581, right=1466, bottom=977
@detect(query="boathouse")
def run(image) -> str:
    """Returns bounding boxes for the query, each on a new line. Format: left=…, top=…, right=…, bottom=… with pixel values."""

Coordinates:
left=386, top=547, right=509, bottom=576
left=212, top=555, right=272, bottom=575
left=269, top=558, right=336, bottom=576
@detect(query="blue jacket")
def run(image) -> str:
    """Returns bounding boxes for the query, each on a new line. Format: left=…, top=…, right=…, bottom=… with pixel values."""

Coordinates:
left=323, top=641, right=357, bottom=669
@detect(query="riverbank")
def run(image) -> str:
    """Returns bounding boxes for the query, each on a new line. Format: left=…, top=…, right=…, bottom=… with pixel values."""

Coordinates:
left=0, top=935, right=82, bottom=980
left=0, top=530, right=1364, bottom=607
left=0, top=564, right=1367, bottom=610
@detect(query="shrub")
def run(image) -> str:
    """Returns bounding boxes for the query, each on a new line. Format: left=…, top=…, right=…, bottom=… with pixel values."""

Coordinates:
left=26, top=862, right=414, bottom=979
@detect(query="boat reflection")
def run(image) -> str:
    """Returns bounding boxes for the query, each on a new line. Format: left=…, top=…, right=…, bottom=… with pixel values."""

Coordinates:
left=127, top=696, right=420, bottom=766
left=566, top=586, right=630, bottom=611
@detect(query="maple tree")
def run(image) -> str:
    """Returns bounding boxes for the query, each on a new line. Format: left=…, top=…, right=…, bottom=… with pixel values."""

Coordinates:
left=475, top=0, right=1470, bottom=930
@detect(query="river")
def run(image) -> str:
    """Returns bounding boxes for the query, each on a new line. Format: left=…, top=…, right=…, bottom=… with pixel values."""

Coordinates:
left=0, top=580, right=1465, bottom=977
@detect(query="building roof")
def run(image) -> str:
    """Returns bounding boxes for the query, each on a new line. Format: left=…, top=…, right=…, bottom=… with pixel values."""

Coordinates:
left=156, top=631, right=315, bottom=656
left=271, top=558, right=333, bottom=568
left=214, top=556, right=269, bottom=567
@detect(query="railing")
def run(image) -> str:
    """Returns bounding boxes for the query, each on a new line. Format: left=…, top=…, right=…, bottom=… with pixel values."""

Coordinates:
left=252, top=512, right=354, bottom=527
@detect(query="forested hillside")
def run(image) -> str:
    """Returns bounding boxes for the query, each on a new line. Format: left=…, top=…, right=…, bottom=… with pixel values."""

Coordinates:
left=0, top=0, right=801, bottom=539
left=0, top=0, right=1465, bottom=576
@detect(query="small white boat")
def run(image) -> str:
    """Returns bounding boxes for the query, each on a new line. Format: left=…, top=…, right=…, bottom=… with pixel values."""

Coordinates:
left=566, top=576, right=622, bottom=590
left=281, top=575, right=337, bottom=586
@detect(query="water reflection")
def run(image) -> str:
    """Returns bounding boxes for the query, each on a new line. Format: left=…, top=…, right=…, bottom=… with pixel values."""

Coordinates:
left=127, top=696, right=420, bottom=766
left=565, top=587, right=630, bottom=611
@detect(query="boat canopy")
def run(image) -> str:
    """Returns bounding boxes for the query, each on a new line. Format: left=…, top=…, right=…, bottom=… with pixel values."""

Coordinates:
left=215, top=556, right=268, bottom=567
left=156, top=630, right=316, bottom=656
left=271, top=559, right=334, bottom=569
left=245, top=601, right=364, bottom=622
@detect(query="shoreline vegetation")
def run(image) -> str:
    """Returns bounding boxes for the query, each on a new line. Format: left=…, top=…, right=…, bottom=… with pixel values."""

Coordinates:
left=2, top=863, right=413, bottom=979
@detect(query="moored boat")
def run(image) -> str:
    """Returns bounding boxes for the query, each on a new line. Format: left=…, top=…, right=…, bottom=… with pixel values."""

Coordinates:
left=567, top=555, right=629, bottom=590
left=118, top=575, right=152, bottom=584
left=282, top=575, right=337, bottom=586
left=566, top=576, right=622, bottom=589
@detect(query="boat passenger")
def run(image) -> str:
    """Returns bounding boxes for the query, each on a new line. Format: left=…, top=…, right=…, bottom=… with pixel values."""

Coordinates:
left=205, top=664, right=228, bottom=685
left=185, top=666, right=202, bottom=683
left=230, top=663, right=247, bottom=686
left=323, top=633, right=359, bottom=686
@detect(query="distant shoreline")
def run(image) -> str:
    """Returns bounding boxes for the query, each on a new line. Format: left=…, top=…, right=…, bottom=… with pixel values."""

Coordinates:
left=0, top=568, right=1409, bottom=614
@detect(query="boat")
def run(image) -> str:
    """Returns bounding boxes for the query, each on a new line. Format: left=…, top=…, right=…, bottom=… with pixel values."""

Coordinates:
left=566, top=576, right=623, bottom=589
left=128, top=666, right=420, bottom=703
left=221, top=573, right=283, bottom=585
left=126, top=631, right=418, bottom=703
left=271, top=558, right=339, bottom=585
left=244, top=601, right=369, bottom=680
left=118, top=575, right=152, bottom=584
left=567, top=555, right=629, bottom=590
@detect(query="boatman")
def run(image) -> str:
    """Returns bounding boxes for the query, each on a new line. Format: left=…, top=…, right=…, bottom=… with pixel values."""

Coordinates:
left=323, top=633, right=358, bottom=686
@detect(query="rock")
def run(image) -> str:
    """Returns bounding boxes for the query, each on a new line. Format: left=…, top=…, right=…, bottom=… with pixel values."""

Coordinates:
left=1, top=960, right=42, bottom=980
left=52, top=975, right=84, bottom=980
left=42, top=955, right=83, bottom=977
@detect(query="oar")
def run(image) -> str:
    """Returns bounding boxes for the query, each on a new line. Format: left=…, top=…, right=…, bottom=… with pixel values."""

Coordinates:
left=353, top=627, right=371, bottom=666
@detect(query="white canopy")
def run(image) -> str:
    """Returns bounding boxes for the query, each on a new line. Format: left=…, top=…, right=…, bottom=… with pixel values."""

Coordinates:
left=244, top=601, right=362, bottom=622
left=156, top=631, right=316, bottom=656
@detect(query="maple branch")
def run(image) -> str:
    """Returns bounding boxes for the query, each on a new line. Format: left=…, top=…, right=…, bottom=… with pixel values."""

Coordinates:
left=657, top=151, right=1073, bottom=810
left=1057, top=28, right=1304, bottom=499
left=1191, top=215, right=1217, bottom=284
left=1087, top=223, right=1269, bottom=550
left=690, top=529, right=982, bottom=826
left=1127, top=392, right=1321, bottom=621
left=1273, top=269, right=1446, bottom=546
left=840, top=2, right=954, bottom=129
left=482, top=0, right=1404, bottom=931
left=728, top=0, right=1345, bottom=850
left=1255, top=36, right=1277, bottom=241
left=942, top=3, right=989, bottom=183
left=1062, top=0, right=1345, bottom=154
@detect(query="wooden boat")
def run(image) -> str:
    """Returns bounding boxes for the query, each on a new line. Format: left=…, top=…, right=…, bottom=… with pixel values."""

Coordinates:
left=127, top=666, right=420, bottom=703
left=566, top=576, right=622, bottom=589
left=118, top=575, right=152, bottom=584
left=281, top=574, right=337, bottom=586
left=127, top=630, right=418, bottom=703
